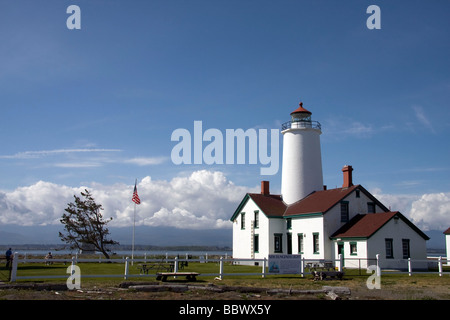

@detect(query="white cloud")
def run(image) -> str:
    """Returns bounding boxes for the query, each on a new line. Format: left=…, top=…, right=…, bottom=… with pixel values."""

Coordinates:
left=409, top=193, right=450, bottom=231
left=322, top=117, right=378, bottom=140
left=0, top=170, right=257, bottom=230
left=4, top=173, right=447, bottom=234
left=372, top=188, right=450, bottom=231
left=412, top=105, right=436, bottom=133
left=124, top=157, right=168, bottom=166
left=53, top=162, right=103, bottom=168
left=0, top=181, right=86, bottom=226
left=0, top=148, right=122, bottom=159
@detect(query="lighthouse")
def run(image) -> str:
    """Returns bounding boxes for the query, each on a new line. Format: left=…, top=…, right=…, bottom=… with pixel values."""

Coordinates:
left=281, top=102, right=324, bottom=205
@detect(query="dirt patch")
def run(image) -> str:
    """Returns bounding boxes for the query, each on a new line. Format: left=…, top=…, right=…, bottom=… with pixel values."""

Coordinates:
left=1, top=275, right=449, bottom=300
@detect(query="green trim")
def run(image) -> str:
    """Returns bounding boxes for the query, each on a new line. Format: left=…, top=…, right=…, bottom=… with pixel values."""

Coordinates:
left=283, top=212, right=323, bottom=219
left=230, top=194, right=250, bottom=221
left=297, top=233, right=304, bottom=254
left=349, top=242, right=358, bottom=255
left=286, top=218, right=292, bottom=230
left=274, top=233, right=283, bottom=253
left=313, top=232, right=320, bottom=254
left=253, top=234, right=259, bottom=253
left=330, top=236, right=368, bottom=241
left=254, top=210, right=259, bottom=229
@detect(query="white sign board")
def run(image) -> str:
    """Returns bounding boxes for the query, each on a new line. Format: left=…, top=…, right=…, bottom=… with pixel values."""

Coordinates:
left=268, top=254, right=302, bottom=274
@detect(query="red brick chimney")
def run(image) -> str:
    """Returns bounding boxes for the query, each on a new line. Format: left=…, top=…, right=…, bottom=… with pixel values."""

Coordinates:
left=342, top=165, right=353, bottom=188
left=261, top=181, right=270, bottom=195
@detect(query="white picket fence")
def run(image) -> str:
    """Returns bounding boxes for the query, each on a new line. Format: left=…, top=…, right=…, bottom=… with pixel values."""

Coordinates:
left=7, top=252, right=449, bottom=282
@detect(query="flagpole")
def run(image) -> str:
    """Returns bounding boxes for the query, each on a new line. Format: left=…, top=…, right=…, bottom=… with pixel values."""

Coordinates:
left=132, top=201, right=136, bottom=266
left=131, top=178, right=140, bottom=266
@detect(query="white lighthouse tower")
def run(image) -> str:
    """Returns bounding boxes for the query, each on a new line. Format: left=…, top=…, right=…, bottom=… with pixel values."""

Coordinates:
left=281, top=102, right=324, bottom=205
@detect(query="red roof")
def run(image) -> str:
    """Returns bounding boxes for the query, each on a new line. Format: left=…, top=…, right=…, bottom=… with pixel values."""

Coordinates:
left=444, top=227, right=450, bottom=235
left=285, top=185, right=359, bottom=216
left=231, top=185, right=429, bottom=240
left=331, top=211, right=429, bottom=240
left=247, top=193, right=286, bottom=217
left=231, top=185, right=388, bottom=221
left=331, top=212, right=397, bottom=238
left=290, top=102, right=312, bottom=115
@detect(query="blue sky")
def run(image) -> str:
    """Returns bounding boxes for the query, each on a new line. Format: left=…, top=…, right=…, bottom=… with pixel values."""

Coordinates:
left=0, top=1, right=449, bottom=242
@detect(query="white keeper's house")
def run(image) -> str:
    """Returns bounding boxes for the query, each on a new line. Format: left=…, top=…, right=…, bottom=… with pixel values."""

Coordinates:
left=444, top=227, right=450, bottom=266
left=230, top=102, right=429, bottom=269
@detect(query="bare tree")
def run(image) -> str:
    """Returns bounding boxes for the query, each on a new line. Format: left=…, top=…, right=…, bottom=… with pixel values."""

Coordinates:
left=59, top=189, right=118, bottom=259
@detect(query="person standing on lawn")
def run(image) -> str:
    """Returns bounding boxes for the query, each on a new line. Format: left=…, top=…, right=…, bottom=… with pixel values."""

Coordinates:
left=5, top=248, right=12, bottom=268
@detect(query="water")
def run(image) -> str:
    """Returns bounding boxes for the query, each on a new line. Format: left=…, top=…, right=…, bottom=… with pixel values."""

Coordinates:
left=16, top=249, right=232, bottom=258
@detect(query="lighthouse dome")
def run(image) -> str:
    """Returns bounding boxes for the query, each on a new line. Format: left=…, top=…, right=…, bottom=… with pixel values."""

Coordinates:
left=290, top=102, right=312, bottom=121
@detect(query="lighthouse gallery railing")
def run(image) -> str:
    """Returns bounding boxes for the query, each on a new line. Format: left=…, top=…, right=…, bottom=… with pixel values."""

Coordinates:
left=282, top=120, right=321, bottom=131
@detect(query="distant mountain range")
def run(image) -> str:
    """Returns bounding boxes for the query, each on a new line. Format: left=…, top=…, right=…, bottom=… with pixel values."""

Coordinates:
left=0, top=224, right=232, bottom=247
left=0, top=224, right=446, bottom=251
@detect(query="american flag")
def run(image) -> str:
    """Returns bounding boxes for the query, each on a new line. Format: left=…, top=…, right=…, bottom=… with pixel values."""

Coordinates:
left=132, top=181, right=140, bottom=205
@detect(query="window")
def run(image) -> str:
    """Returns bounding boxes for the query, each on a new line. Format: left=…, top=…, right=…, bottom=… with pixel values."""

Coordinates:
left=367, top=202, right=376, bottom=213
left=274, top=234, right=283, bottom=253
left=385, top=238, right=394, bottom=258
left=254, top=211, right=259, bottom=229
left=350, top=242, right=357, bottom=255
left=402, top=239, right=410, bottom=259
left=355, top=189, right=360, bottom=198
left=287, top=233, right=292, bottom=254
left=341, top=202, right=349, bottom=222
left=298, top=234, right=304, bottom=254
left=313, top=233, right=320, bottom=254
left=254, top=234, right=259, bottom=253
left=286, top=218, right=292, bottom=230
left=240, top=213, right=245, bottom=229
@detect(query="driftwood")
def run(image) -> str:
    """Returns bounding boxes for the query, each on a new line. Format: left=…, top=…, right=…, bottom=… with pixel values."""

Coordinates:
left=129, top=284, right=223, bottom=293
left=127, top=283, right=351, bottom=299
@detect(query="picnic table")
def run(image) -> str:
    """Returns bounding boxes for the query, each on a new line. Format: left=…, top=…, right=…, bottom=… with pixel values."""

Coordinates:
left=137, top=262, right=174, bottom=275
left=312, top=270, right=345, bottom=281
left=305, top=260, right=334, bottom=271
left=156, top=272, right=200, bottom=282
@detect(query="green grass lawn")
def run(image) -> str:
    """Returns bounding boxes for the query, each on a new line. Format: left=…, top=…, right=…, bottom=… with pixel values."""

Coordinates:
left=12, top=259, right=450, bottom=285
left=13, top=260, right=263, bottom=281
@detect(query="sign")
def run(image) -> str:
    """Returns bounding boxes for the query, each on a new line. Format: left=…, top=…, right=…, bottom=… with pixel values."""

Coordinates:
left=268, top=254, right=302, bottom=274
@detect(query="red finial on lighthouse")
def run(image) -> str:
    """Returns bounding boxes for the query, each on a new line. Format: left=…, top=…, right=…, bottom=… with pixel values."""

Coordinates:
left=290, top=102, right=312, bottom=115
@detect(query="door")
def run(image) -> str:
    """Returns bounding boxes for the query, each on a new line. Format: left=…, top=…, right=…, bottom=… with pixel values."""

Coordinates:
left=287, top=233, right=292, bottom=254
left=337, top=242, right=345, bottom=265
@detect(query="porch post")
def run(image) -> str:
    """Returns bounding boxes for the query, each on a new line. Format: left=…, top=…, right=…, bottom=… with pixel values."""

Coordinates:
left=408, top=258, right=412, bottom=276
left=438, top=256, right=443, bottom=277
left=262, top=258, right=266, bottom=278
left=300, top=256, right=304, bottom=277
left=376, top=254, right=381, bottom=277
left=219, top=256, right=224, bottom=280
left=124, top=257, right=129, bottom=280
